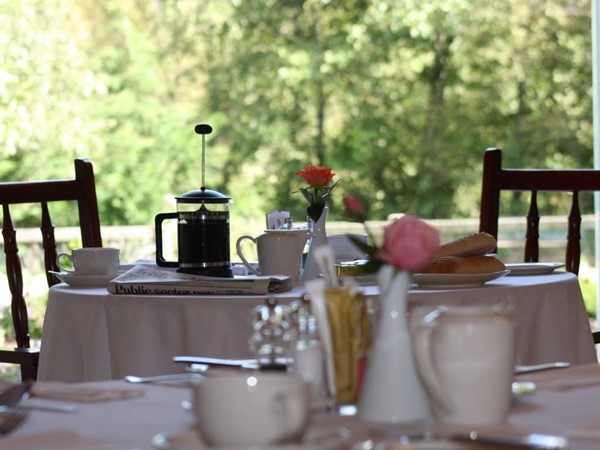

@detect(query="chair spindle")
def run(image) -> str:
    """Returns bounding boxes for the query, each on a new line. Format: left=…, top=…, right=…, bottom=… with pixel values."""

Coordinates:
left=2, top=204, right=30, bottom=350
left=566, top=191, right=582, bottom=275
left=524, top=190, right=540, bottom=263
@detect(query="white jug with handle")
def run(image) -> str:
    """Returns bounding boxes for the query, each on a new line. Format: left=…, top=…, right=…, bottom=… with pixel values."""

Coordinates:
left=236, top=230, right=310, bottom=282
left=413, top=305, right=515, bottom=426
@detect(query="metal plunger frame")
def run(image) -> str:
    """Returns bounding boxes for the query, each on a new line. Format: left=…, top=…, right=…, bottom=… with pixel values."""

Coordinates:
left=194, top=123, right=213, bottom=191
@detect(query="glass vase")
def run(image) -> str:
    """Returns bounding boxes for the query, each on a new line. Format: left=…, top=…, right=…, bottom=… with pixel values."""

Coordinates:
left=302, top=206, right=328, bottom=281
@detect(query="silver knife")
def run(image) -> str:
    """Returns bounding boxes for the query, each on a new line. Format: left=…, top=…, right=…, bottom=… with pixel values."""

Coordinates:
left=446, top=431, right=569, bottom=449
left=18, top=398, right=77, bottom=413
left=514, top=362, right=571, bottom=375
left=366, top=430, right=568, bottom=450
left=172, top=356, right=259, bottom=370
left=124, top=373, right=202, bottom=384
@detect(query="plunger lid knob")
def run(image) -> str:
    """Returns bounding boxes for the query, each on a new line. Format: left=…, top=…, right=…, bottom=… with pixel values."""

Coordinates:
left=195, top=124, right=213, bottom=134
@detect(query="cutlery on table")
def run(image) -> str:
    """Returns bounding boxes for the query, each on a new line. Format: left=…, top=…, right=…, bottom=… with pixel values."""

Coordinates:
left=358, top=431, right=568, bottom=450
left=514, top=362, right=571, bottom=375
left=0, top=381, right=77, bottom=413
left=19, top=398, right=78, bottom=413
left=124, top=373, right=203, bottom=384
left=445, top=431, right=569, bottom=449
left=172, top=356, right=259, bottom=371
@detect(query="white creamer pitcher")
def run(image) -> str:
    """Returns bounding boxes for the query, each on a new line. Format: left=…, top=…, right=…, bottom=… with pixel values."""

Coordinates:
left=413, top=305, right=515, bottom=426
left=236, top=230, right=310, bottom=282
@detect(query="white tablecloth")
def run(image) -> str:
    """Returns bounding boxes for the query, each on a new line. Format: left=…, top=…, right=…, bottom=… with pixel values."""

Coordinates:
left=5, top=364, right=600, bottom=449
left=37, top=270, right=597, bottom=382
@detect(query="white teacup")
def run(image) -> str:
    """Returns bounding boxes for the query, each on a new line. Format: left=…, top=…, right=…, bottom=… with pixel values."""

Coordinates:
left=56, top=247, right=120, bottom=276
left=413, top=305, right=515, bottom=426
left=193, top=373, right=309, bottom=446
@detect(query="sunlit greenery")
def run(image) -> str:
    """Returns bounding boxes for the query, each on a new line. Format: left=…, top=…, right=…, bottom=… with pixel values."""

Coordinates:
left=0, top=0, right=596, bottom=375
left=0, top=0, right=592, bottom=229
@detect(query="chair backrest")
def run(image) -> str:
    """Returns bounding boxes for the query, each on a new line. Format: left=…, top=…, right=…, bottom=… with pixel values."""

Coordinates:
left=0, top=158, right=102, bottom=372
left=479, top=147, right=600, bottom=275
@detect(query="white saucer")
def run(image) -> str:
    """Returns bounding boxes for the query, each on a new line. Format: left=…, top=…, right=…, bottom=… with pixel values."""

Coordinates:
left=411, top=270, right=510, bottom=289
left=181, top=397, right=334, bottom=414
left=505, top=262, right=565, bottom=276
left=49, top=271, right=117, bottom=288
left=152, top=425, right=349, bottom=450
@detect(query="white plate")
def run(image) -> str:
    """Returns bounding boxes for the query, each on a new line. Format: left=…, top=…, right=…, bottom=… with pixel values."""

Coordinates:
left=411, top=270, right=510, bottom=289
left=152, top=426, right=349, bottom=450
left=365, top=439, right=470, bottom=450
left=49, top=271, right=117, bottom=288
left=180, top=397, right=335, bottom=414
left=505, top=262, right=565, bottom=276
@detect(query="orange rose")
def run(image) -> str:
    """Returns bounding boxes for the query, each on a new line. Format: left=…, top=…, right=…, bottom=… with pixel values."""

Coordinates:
left=296, top=164, right=335, bottom=188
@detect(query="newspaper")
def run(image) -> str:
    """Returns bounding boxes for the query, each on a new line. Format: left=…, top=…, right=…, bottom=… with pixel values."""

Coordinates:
left=107, top=265, right=293, bottom=296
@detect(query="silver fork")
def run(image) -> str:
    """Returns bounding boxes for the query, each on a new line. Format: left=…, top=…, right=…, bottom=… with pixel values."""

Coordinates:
left=0, top=409, right=28, bottom=434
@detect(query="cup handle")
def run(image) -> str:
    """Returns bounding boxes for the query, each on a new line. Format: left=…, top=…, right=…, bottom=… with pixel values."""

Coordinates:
left=235, top=235, right=260, bottom=276
left=56, top=253, right=75, bottom=273
left=413, top=308, right=455, bottom=414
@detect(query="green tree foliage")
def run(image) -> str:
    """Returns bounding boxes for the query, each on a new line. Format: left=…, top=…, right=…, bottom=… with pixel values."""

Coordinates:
left=0, top=0, right=593, bottom=227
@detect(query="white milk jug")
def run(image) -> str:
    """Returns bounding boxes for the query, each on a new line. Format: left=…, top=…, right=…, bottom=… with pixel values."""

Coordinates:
left=236, top=230, right=310, bottom=282
left=413, top=305, right=515, bottom=426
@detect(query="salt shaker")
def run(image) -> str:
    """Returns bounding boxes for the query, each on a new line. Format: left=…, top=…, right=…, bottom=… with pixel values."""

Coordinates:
left=290, top=293, right=327, bottom=399
left=248, top=297, right=295, bottom=371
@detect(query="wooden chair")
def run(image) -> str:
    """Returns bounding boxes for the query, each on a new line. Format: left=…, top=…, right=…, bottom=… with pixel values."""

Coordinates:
left=0, top=158, right=102, bottom=380
left=479, top=147, right=600, bottom=343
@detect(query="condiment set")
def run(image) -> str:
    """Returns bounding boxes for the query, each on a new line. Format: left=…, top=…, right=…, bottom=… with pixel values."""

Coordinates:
left=248, top=295, right=327, bottom=400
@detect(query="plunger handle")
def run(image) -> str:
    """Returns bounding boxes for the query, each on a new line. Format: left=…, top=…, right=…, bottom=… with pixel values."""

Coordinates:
left=194, top=124, right=213, bottom=190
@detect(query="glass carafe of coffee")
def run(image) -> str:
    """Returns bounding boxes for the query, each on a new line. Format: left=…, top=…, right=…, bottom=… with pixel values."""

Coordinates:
left=154, top=124, right=233, bottom=278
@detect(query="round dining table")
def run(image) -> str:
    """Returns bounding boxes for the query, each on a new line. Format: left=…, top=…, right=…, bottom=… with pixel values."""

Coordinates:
left=37, top=267, right=597, bottom=382
left=5, top=364, right=600, bottom=449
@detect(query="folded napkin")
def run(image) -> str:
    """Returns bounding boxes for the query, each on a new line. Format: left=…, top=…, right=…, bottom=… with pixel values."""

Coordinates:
left=31, top=382, right=145, bottom=402
left=266, top=210, right=290, bottom=229
left=0, top=430, right=116, bottom=450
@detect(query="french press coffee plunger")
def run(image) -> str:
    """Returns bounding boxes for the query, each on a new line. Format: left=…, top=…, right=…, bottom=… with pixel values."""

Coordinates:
left=155, top=124, right=233, bottom=277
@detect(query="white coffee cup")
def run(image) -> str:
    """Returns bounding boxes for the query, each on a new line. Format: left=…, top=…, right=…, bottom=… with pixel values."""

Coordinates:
left=193, top=373, right=309, bottom=446
left=56, top=247, right=120, bottom=276
left=413, top=305, right=515, bottom=426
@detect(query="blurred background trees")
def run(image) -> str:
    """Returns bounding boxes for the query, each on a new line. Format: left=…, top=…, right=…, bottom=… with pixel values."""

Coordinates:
left=0, top=0, right=593, bottom=226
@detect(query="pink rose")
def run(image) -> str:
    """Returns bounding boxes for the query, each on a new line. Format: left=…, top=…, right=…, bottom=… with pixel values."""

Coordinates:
left=377, top=215, right=440, bottom=272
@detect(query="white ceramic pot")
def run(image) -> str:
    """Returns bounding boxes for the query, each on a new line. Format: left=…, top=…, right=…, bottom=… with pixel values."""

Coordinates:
left=413, top=305, right=515, bottom=425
